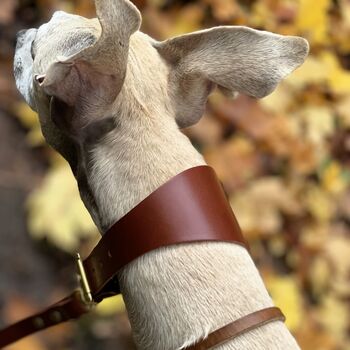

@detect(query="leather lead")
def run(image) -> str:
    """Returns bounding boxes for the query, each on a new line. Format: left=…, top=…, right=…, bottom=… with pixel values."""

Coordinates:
left=0, top=166, right=285, bottom=348
left=0, top=292, right=90, bottom=348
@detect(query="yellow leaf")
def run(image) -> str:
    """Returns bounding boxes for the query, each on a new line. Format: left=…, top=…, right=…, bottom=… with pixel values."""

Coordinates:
left=321, top=51, right=350, bottom=95
left=318, top=294, right=349, bottom=339
left=296, top=106, right=335, bottom=146
left=321, top=161, right=349, bottom=194
left=303, top=185, right=335, bottom=223
left=266, top=275, right=303, bottom=331
left=12, top=102, right=44, bottom=146
left=325, top=236, right=350, bottom=297
left=95, top=295, right=125, bottom=316
left=309, top=257, right=331, bottom=298
left=296, top=0, right=331, bottom=45
left=336, top=96, right=350, bottom=128
left=13, top=102, right=37, bottom=128
left=288, top=52, right=350, bottom=95
left=27, top=128, right=45, bottom=146
left=286, top=55, right=328, bottom=89
left=27, top=164, right=98, bottom=252
left=250, top=2, right=275, bottom=30
left=300, top=224, right=329, bottom=249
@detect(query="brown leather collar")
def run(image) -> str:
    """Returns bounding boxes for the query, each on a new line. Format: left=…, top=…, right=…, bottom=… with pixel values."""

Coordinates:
left=0, top=166, right=284, bottom=348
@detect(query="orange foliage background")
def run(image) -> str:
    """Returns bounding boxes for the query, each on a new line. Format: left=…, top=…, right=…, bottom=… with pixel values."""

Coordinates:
left=0, top=0, right=349, bottom=349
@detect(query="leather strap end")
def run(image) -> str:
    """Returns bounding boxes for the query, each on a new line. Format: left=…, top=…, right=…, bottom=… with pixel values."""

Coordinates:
left=0, top=291, right=91, bottom=348
left=186, top=307, right=286, bottom=350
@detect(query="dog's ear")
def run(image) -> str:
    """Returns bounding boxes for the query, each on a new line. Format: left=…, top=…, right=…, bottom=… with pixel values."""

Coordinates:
left=38, top=0, right=141, bottom=115
left=156, top=27, right=309, bottom=128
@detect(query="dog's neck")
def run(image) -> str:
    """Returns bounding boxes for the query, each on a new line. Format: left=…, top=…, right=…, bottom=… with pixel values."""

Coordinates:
left=77, top=107, right=205, bottom=232
left=73, top=107, right=299, bottom=350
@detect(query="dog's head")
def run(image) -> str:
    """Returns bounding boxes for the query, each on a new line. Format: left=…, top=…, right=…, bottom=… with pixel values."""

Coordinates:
left=14, top=0, right=142, bottom=166
left=14, top=0, right=309, bottom=167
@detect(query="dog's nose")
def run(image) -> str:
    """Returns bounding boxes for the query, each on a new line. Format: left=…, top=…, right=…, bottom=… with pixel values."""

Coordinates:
left=16, top=29, right=27, bottom=39
left=15, top=29, right=28, bottom=48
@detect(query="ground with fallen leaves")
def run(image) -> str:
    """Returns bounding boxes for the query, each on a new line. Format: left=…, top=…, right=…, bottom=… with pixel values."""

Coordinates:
left=0, top=0, right=349, bottom=349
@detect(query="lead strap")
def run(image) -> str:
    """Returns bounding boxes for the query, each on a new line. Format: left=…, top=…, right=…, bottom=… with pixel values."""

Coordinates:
left=186, top=307, right=285, bottom=350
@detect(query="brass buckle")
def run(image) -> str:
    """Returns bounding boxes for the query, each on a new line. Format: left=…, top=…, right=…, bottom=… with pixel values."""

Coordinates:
left=76, top=253, right=94, bottom=306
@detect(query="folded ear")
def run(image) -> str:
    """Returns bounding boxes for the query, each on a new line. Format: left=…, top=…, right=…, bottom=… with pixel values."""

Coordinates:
left=39, top=0, right=141, bottom=113
left=156, top=26, right=309, bottom=128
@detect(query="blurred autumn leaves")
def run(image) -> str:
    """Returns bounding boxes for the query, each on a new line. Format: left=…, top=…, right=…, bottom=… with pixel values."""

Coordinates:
left=1, top=0, right=350, bottom=349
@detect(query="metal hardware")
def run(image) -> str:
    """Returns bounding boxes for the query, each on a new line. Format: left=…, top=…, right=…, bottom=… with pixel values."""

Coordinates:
left=76, top=253, right=94, bottom=305
left=49, top=311, right=63, bottom=323
left=32, top=317, right=45, bottom=329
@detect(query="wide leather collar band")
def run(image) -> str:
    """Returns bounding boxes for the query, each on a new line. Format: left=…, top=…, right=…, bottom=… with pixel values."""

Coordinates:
left=0, top=166, right=285, bottom=348
left=84, top=165, right=246, bottom=302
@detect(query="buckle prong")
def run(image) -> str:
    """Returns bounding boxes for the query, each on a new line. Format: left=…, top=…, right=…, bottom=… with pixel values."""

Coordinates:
left=76, top=253, right=93, bottom=304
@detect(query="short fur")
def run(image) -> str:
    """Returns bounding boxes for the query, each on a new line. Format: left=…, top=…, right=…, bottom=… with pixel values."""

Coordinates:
left=13, top=1, right=309, bottom=349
